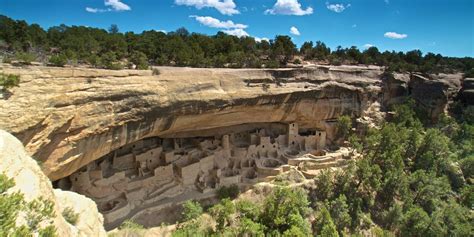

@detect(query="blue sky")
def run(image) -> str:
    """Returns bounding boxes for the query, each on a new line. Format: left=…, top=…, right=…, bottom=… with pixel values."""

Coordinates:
left=1, top=0, right=473, bottom=57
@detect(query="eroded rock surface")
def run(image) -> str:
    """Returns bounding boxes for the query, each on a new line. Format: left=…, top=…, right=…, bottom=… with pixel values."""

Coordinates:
left=382, top=72, right=463, bottom=120
left=0, top=65, right=463, bottom=181
left=0, top=64, right=464, bottom=229
left=461, top=78, right=474, bottom=104
left=0, top=129, right=107, bottom=237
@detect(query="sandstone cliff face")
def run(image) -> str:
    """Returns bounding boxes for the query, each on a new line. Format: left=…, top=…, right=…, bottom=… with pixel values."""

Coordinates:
left=0, top=129, right=107, bottom=236
left=382, top=72, right=463, bottom=120
left=461, top=78, right=474, bottom=105
left=0, top=65, right=462, bottom=180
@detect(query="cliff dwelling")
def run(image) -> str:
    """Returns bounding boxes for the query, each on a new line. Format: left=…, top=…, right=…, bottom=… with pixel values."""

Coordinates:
left=53, top=122, right=351, bottom=227
left=2, top=63, right=466, bottom=233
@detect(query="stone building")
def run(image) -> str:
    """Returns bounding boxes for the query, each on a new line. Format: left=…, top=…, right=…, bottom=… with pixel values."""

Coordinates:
left=57, top=122, right=335, bottom=226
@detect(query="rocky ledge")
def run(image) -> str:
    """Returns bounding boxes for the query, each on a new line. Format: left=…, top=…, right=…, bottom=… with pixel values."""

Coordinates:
left=0, top=129, right=106, bottom=236
left=0, top=64, right=463, bottom=181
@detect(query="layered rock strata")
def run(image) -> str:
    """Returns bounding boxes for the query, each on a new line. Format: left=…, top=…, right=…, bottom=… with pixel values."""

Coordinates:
left=0, top=64, right=464, bottom=229
left=0, top=65, right=391, bottom=180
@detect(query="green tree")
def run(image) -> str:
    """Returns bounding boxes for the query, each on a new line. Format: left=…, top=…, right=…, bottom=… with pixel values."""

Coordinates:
left=49, top=54, right=67, bottom=67
left=216, top=184, right=240, bottom=200
left=311, top=169, right=334, bottom=202
left=336, top=115, right=352, bottom=141
left=400, top=207, right=431, bottom=236
left=130, top=51, right=149, bottom=70
left=414, top=129, right=452, bottom=172
left=108, top=24, right=119, bottom=34
left=271, top=35, right=297, bottom=64
left=346, top=46, right=361, bottom=63
left=238, top=218, right=265, bottom=236
left=261, top=186, right=311, bottom=235
left=209, top=198, right=236, bottom=231
left=100, top=51, right=122, bottom=70
left=314, top=206, right=339, bottom=237
left=328, top=195, right=351, bottom=232
left=407, top=170, right=451, bottom=214
left=181, top=200, right=203, bottom=222
left=300, top=41, right=313, bottom=59
left=313, top=41, right=331, bottom=60
left=236, top=199, right=260, bottom=221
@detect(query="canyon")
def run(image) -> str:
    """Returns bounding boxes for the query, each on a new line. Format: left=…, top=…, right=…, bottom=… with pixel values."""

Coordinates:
left=0, top=64, right=465, bottom=229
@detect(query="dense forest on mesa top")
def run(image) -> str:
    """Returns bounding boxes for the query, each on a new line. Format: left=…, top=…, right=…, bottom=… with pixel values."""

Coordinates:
left=0, top=15, right=473, bottom=76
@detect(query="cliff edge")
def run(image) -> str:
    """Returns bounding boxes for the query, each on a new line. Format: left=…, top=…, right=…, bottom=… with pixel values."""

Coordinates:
left=0, top=65, right=462, bottom=180
left=0, top=129, right=107, bottom=236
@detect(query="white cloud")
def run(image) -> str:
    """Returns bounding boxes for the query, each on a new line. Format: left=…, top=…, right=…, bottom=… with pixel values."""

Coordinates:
left=265, top=0, right=313, bottom=16
left=364, top=44, right=374, bottom=48
left=326, top=3, right=351, bottom=13
left=105, top=0, right=131, bottom=11
left=290, top=26, right=300, bottom=36
left=189, top=15, right=249, bottom=38
left=86, top=0, right=130, bottom=13
left=175, top=0, right=239, bottom=15
left=384, top=31, right=408, bottom=39
left=190, top=15, right=247, bottom=29
left=255, top=37, right=269, bottom=42
left=223, top=29, right=249, bottom=37
left=85, top=7, right=102, bottom=13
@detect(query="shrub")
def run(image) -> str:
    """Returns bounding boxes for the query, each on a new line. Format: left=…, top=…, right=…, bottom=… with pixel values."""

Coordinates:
left=216, top=184, right=240, bottom=200
left=236, top=200, right=260, bottom=220
left=238, top=218, right=265, bottom=236
left=181, top=200, right=203, bottom=222
left=464, top=68, right=474, bottom=78
left=15, top=52, right=36, bottom=65
left=130, top=51, right=149, bottom=70
left=265, top=60, right=280, bottom=68
left=209, top=198, right=236, bottom=231
left=172, top=221, right=208, bottom=237
left=108, top=63, right=123, bottom=70
left=0, top=73, right=20, bottom=92
left=87, top=55, right=101, bottom=68
left=336, top=115, right=352, bottom=140
left=101, top=52, right=123, bottom=70
left=293, top=58, right=301, bottom=64
left=0, top=173, right=57, bottom=236
left=2, top=56, right=12, bottom=63
left=152, top=68, right=161, bottom=76
left=119, top=219, right=144, bottom=230
left=62, top=207, right=79, bottom=225
left=49, top=54, right=68, bottom=67
left=329, top=56, right=342, bottom=66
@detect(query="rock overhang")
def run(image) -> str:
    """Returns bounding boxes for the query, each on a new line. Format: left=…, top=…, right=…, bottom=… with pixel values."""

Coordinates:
left=0, top=64, right=462, bottom=181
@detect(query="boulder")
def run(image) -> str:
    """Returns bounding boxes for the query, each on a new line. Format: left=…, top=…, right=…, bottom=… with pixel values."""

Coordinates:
left=0, top=129, right=107, bottom=237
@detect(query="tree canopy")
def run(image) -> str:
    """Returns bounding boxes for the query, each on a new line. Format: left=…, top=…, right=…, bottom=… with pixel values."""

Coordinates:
left=1, top=15, right=473, bottom=74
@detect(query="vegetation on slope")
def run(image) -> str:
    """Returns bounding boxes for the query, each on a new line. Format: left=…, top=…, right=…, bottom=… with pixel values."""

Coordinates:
left=1, top=15, right=473, bottom=75
left=172, top=102, right=473, bottom=236
left=0, top=173, right=57, bottom=237
left=0, top=73, right=20, bottom=93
